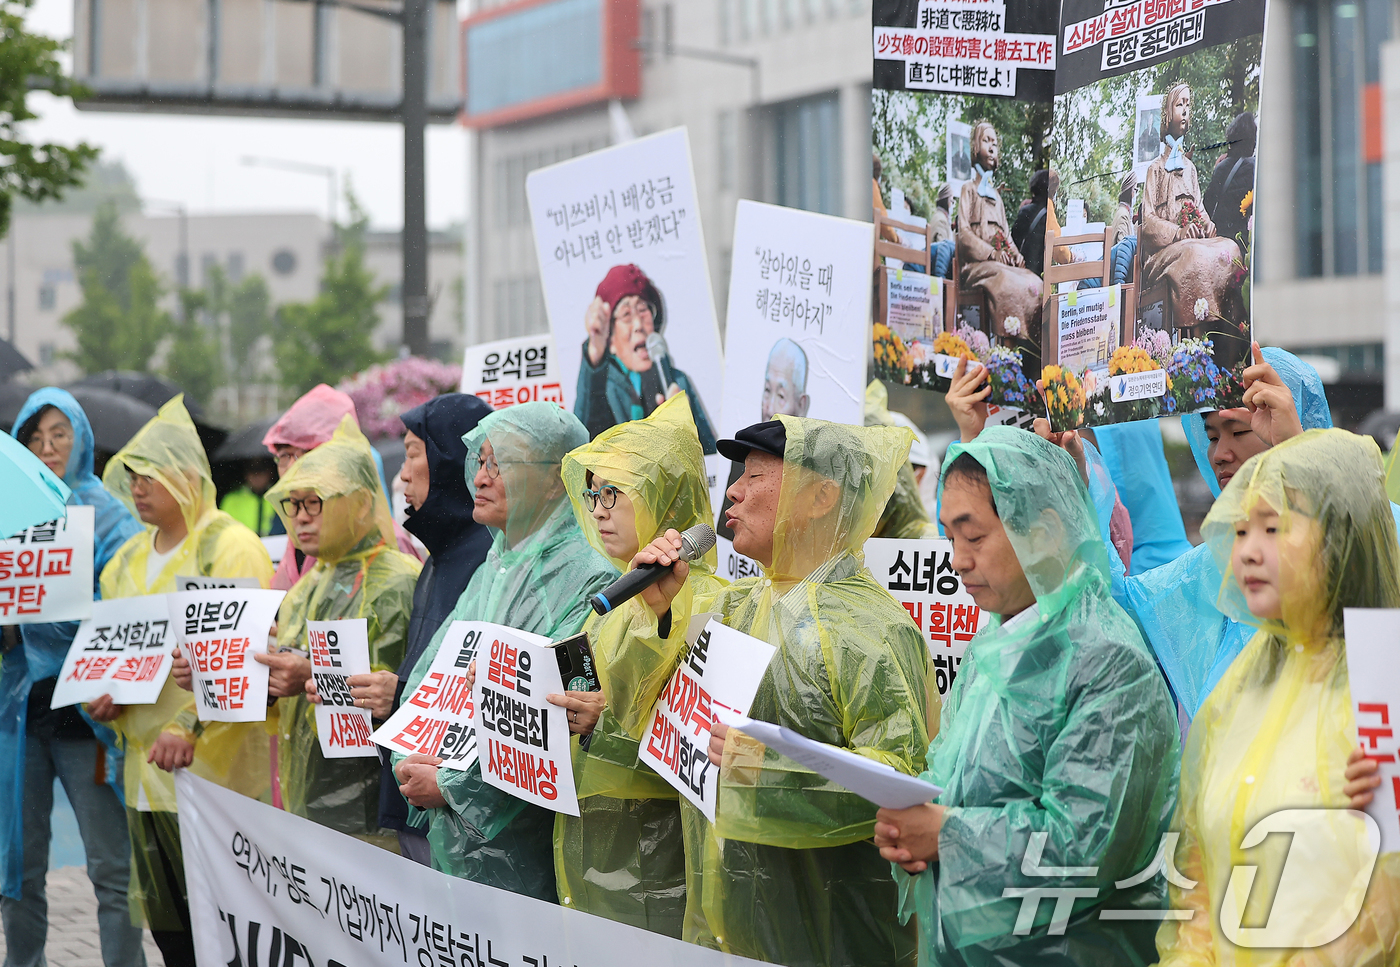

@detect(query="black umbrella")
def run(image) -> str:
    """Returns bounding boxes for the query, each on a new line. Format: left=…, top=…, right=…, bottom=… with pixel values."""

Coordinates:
left=70, top=370, right=205, bottom=420
left=65, top=387, right=158, bottom=454
left=1358, top=408, right=1400, bottom=451
left=212, top=417, right=278, bottom=463
left=0, top=381, right=35, bottom=433
left=0, top=339, right=34, bottom=383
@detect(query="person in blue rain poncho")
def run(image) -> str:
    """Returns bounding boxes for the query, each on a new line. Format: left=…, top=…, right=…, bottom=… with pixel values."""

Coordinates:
left=1102, top=345, right=1400, bottom=718
left=875, top=427, right=1179, bottom=967
left=392, top=402, right=617, bottom=901
left=1090, top=421, right=1194, bottom=571
left=0, top=389, right=147, bottom=967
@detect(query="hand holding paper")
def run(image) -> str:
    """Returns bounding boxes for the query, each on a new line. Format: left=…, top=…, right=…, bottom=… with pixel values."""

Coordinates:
left=717, top=711, right=941, bottom=810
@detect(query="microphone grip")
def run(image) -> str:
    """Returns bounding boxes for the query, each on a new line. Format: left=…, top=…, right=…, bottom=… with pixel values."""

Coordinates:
left=590, top=561, right=669, bottom=615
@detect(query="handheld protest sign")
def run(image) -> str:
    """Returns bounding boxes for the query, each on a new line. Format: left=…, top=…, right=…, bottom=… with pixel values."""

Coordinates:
left=308, top=619, right=375, bottom=759
left=51, top=594, right=174, bottom=707
left=372, top=621, right=548, bottom=771
left=0, top=505, right=94, bottom=624
left=714, top=200, right=874, bottom=579
left=871, top=1, right=1058, bottom=413
left=473, top=627, right=578, bottom=815
left=1039, top=0, right=1264, bottom=429
left=639, top=614, right=776, bottom=821
left=526, top=128, right=726, bottom=501
left=461, top=334, right=564, bottom=411
left=170, top=587, right=285, bottom=722
left=1344, top=608, right=1400, bottom=854
left=176, top=575, right=261, bottom=591
left=864, top=537, right=990, bottom=698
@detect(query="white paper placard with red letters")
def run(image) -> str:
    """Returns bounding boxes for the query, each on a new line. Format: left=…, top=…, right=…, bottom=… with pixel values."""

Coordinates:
left=308, top=618, right=375, bottom=759
left=460, top=334, right=564, bottom=411
left=1344, top=608, right=1400, bottom=853
left=473, top=626, right=578, bottom=816
left=371, top=621, right=544, bottom=772
left=864, top=537, right=989, bottom=698
left=0, top=505, right=94, bottom=624
left=51, top=593, right=175, bottom=707
left=176, top=575, right=262, bottom=591
left=640, top=613, right=777, bottom=821
left=171, top=587, right=286, bottom=723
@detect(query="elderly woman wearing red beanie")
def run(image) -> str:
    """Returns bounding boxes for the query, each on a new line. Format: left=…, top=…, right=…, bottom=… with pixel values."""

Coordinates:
left=576, top=263, right=717, bottom=451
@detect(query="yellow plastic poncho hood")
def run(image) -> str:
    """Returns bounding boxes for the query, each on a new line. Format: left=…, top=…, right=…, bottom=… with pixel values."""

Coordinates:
left=1156, top=429, right=1400, bottom=966
left=103, top=395, right=217, bottom=533
left=865, top=380, right=935, bottom=540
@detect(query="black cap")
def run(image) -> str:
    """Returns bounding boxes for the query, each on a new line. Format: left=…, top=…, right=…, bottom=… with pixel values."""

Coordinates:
left=716, top=420, right=787, bottom=463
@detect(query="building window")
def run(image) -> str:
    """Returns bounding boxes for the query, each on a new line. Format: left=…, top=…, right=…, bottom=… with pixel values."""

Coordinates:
left=227, top=251, right=245, bottom=282
left=38, top=342, right=55, bottom=366
left=773, top=93, right=842, bottom=216
left=1292, top=0, right=1390, bottom=277
left=201, top=252, right=219, bottom=287
left=466, top=0, right=602, bottom=117
left=718, top=110, right=738, bottom=190
left=493, top=139, right=608, bottom=230
left=271, top=249, right=298, bottom=276
left=38, top=284, right=55, bottom=311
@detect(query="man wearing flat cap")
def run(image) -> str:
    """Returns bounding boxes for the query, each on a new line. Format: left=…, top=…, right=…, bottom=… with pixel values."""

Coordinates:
left=632, top=416, right=934, bottom=967
left=576, top=263, right=717, bottom=451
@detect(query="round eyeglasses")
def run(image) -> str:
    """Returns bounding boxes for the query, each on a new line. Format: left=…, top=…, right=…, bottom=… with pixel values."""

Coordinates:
left=581, top=485, right=621, bottom=512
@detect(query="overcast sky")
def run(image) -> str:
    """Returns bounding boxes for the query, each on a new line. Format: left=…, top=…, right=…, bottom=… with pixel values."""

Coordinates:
left=19, top=0, right=469, bottom=230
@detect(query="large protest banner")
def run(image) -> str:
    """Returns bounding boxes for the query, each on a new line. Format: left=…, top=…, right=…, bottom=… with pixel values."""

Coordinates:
left=715, top=200, right=874, bottom=580
left=177, top=771, right=764, bottom=967
left=640, top=615, right=775, bottom=820
left=871, top=0, right=1059, bottom=415
left=1344, top=608, right=1400, bottom=854
left=865, top=537, right=990, bottom=699
left=460, top=333, right=565, bottom=411
left=526, top=127, right=726, bottom=500
left=171, top=587, right=285, bottom=723
left=1043, top=0, right=1263, bottom=429
left=51, top=594, right=175, bottom=707
left=0, top=506, right=94, bottom=623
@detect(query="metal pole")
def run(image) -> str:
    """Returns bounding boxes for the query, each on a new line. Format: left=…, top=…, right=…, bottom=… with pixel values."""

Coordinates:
left=6, top=227, right=15, bottom=345
left=401, top=0, right=429, bottom=357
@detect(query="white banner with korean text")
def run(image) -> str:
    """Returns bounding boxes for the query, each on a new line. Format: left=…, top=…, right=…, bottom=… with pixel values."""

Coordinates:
left=0, top=506, right=94, bottom=624
left=177, top=771, right=764, bottom=967
left=460, top=334, right=565, bottom=411
left=864, top=537, right=990, bottom=699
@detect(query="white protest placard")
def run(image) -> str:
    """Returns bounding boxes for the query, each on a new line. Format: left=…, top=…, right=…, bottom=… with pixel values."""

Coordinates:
left=1344, top=608, right=1400, bottom=853
left=864, top=538, right=989, bottom=698
left=51, top=593, right=174, bottom=707
left=1055, top=285, right=1120, bottom=376
left=371, top=620, right=523, bottom=771
left=640, top=614, right=776, bottom=821
left=474, top=627, right=578, bottom=815
left=176, top=771, right=766, bottom=967
left=714, top=199, right=876, bottom=580
left=260, top=535, right=288, bottom=566
left=175, top=575, right=262, bottom=591
left=886, top=270, right=941, bottom=348
left=171, top=587, right=285, bottom=723
left=460, top=333, right=565, bottom=411
left=0, top=505, right=94, bottom=624
left=717, top=712, right=941, bottom=810
left=526, top=127, right=726, bottom=492
left=308, top=618, right=375, bottom=759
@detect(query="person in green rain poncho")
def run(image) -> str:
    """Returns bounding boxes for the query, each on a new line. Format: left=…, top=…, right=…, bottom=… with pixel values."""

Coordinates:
left=552, top=394, right=726, bottom=936
left=263, top=416, right=421, bottom=848
left=392, top=402, right=617, bottom=900
left=873, top=427, right=1179, bottom=967
left=636, top=416, right=933, bottom=967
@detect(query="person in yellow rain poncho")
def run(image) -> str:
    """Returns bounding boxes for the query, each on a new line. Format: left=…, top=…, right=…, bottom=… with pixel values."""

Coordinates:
left=392, top=402, right=618, bottom=901
left=267, top=416, right=420, bottom=849
left=1154, top=428, right=1400, bottom=967
left=875, top=427, right=1179, bottom=967
left=865, top=380, right=936, bottom=540
left=552, top=394, right=726, bottom=936
left=89, top=396, right=272, bottom=967
left=634, top=415, right=932, bottom=967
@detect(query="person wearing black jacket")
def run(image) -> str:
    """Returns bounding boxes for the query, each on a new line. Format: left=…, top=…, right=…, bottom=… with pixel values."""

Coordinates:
left=377, top=393, right=495, bottom=863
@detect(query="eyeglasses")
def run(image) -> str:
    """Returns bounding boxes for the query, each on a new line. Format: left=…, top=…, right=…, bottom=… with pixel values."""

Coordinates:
left=26, top=428, right=72, bottom=454
left=581, top=485, right=621, bottom=512
left=126, top=469, right=155, bottom=494
left=476, top=454, right=501, bottom=479
left=279, top=495, right=323, bottom=518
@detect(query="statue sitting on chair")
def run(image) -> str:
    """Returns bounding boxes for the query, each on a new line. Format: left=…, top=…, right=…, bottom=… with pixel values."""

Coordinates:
left=956, top=121, right=1044, bottom=345
left=1139, top=83, right=1247, bottom=360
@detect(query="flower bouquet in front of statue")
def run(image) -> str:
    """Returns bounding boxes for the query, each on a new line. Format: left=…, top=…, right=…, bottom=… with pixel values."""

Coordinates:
left=1176, top=200, right=1209, bottom=236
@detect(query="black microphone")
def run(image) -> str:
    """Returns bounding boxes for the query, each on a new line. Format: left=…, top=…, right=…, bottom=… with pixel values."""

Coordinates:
left=646, top=332, right=674, bottom=391
left=590, top=523, right=716, bottom=615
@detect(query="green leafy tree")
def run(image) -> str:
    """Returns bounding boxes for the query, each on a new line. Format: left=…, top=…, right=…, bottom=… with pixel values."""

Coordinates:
left=163, top=288, right=224, bottom=408
left=0, top=0, right=98, bottom=237
left=61, top=203, right=172, bottom=373
left=227, top=273, right=272, bottom=384
left=275, top=194, right=387, bottom=395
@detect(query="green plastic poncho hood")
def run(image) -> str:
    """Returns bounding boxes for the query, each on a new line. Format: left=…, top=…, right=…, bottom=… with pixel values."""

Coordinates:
left=904, top=426, right=1178, bottom=965
left=466, top=401, right=587, bottom=548
left=684, top=417, right=931, bottom=967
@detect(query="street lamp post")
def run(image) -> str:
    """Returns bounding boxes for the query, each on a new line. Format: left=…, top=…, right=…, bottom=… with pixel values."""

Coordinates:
left=240, top=156, right=339, bottom=226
